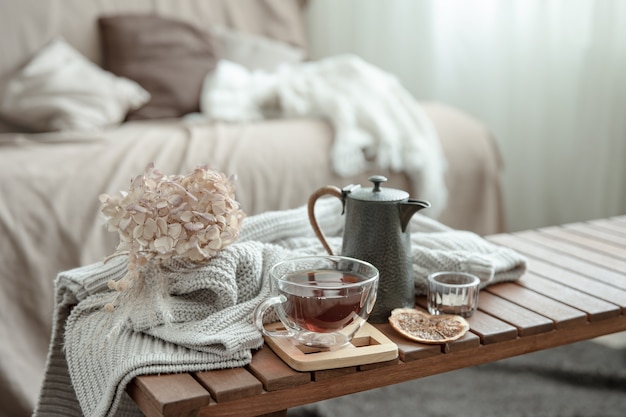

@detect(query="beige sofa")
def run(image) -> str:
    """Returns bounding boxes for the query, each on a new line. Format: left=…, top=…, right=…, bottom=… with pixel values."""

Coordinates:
left=0, top=1, right=504, bottom=416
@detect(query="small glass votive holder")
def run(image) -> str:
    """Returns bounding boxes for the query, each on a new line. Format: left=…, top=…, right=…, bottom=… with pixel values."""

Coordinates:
left=427, top=272, right=480, bottom=318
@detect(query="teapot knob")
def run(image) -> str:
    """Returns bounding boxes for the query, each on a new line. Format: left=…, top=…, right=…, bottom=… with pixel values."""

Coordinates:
left=368, top=175, right=388, bottom=193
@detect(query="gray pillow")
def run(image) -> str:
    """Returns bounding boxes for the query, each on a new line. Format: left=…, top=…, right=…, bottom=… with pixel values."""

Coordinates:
left=209, top=25, right=305, bottom=72
left=99, top=14, right=220, bottom=120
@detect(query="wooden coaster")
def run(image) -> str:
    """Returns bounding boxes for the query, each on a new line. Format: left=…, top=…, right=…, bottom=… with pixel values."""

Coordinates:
left=263, top=322, right=398, bottom=372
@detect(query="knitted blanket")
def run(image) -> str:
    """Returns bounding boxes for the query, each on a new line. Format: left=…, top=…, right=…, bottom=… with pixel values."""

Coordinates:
left=193, top=54, right=448, bottom=217
left=34, top=199, right=526, bottom=417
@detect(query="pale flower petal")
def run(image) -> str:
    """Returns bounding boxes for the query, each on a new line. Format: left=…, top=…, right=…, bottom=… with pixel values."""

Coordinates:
left=127, top=204, right=148, bottom=213
left=119, top=216, right=132, bottom=231
left=143, top=218, right=157, bottom=239
left=180, top=211, right=193, bottom=222
left=227, top=214, right=239, bottom=228
left=184, top=222, right=204, bottom=232
left=168, top=223, right=182, bottom=239
left=132, top=225, right=144, bottom=239
left=133, top=212, right=146, bottom=225
left=205, top=225, right=220, bottom=240
left=156, top=217, right=168, bottom=235
left=168, top=194, right=183, bottom=207
left=208, top=238, right=222, bottom=250
left=154, top=236, right=174, bottom=253
left=212, top=201, right=227, bottom=215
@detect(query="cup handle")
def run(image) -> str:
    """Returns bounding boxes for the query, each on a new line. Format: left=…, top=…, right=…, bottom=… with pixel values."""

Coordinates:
left=307, top=185, right=342, bottom=256
left=254, top=295, right=298, bottom=338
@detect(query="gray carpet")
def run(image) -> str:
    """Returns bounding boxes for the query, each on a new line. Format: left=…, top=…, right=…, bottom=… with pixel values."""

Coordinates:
left=287, top=341, right=626, bottom=417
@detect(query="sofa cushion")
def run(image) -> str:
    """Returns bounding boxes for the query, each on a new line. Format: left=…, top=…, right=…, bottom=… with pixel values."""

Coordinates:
left=0, top=37, right=150, bottom=132
left=209, top=25, right=305, bottom=71
left=99, top=14, right=219, bottom=120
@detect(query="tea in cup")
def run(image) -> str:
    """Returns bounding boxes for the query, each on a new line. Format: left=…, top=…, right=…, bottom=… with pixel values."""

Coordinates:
left=254, top=256, right=379, bottom=349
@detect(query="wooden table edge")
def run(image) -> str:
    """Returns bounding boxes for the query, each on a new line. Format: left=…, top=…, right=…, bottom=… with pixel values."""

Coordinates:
left=129, top=315, right=626, bottom=417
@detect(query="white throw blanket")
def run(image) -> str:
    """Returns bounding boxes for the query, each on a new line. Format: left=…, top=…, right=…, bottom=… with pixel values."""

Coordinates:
left=195, top=55, right=448, bottom=217
left=34, top=199, right=526, bottom=417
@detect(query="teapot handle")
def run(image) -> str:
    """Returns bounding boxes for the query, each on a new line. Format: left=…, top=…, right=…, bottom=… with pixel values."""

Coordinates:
left=307, top=185, right=343, bottom=256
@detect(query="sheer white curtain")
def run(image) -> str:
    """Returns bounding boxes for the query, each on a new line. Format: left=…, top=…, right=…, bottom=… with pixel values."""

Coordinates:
left=305, top=0, right=626, bottom=231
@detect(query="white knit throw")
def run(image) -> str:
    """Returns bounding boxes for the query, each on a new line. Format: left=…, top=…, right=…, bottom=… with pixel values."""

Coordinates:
left=34, top=199, right=526, bottom=417
left=194, top=54, right=448, bottom=217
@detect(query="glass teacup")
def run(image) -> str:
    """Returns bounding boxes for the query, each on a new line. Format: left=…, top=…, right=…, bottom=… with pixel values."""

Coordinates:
left=254, top=256, right=379, bottom=349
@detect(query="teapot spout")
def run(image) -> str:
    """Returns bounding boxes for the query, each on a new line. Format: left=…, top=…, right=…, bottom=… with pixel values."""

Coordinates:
left=399, top=199, right=431, bottom=232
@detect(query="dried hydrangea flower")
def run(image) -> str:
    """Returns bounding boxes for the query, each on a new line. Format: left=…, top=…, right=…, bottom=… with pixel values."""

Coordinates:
left=99, top=163, right=246, bottom=322
left=100, top=163, right=245, bottom=263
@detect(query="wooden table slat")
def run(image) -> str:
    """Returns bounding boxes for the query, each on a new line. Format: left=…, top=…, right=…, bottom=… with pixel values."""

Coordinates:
left=516, top=272, right=622, bottom=320
left=442, top=329, right=482, bottom=353
left=588, top=218, right=626, bottom=237
left=564, top=221, right=626, bottom=247
left=247, top=346, right=311, bottom=392
left=539, top=226, right=626, bottom=260
left=132, top=373, right=211, bottom=416
left=477, top=292, right=554, bottom=336
left=489, top=233, right=626, bottom=292
left=376, top=322, right=441, bottom=362
left=194, top=368, right=262, bottom=403
left=485, top=282, right=588, bottom=328
left=530, top=259, right=626, bottom=309
left=358, top=357, right=401, bottom=371
left=517, top=229, right=626, bottom=274
left=195, top=316, right=626, bottom=417
left=609, top=215, right=626, bottom=226
left=464, top=310, right=519, bottom=344
left=312, top=365, right=358, bottom=382
left=127, top=381, right=176, bottom=417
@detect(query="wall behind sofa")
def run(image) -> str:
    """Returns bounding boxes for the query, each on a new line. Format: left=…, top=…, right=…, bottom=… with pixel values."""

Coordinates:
left=305, top=0, right=626, bottom=232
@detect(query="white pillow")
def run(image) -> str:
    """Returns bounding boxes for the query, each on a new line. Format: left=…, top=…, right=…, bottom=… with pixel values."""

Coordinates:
left=0, top=38, right=150, bottom=132
left=209, top=26, right=305, bottom=72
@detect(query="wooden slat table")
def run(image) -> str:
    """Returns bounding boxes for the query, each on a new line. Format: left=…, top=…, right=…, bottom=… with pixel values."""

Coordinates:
left=127, top=216, right=626, bottom=417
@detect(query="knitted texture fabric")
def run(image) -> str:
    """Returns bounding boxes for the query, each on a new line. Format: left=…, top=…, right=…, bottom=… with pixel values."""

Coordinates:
left=198, top=55, right=448, bottom=217
left=34, top=198, right=526, bottom=417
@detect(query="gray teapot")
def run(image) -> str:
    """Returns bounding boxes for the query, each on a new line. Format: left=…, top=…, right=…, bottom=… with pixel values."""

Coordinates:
left=308, top=175, right=430, bottom=323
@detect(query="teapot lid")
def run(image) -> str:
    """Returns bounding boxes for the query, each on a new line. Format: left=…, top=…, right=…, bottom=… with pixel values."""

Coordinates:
left=346, top=175, right=409, bottom=202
